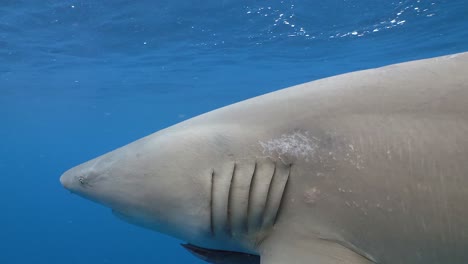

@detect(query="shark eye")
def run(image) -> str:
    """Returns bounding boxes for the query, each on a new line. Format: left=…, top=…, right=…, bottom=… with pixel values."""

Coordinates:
left=78, top=176, right=85, bottom=185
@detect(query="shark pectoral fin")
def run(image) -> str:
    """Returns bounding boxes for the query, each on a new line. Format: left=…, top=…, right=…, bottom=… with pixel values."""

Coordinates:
left=259, top=236, right=376, bottom=264
left=181, top=244, right=260, bottom=264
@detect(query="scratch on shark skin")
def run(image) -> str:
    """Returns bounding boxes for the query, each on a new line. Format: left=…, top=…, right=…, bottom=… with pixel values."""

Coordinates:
left=259, top=131, right=318, bottom=163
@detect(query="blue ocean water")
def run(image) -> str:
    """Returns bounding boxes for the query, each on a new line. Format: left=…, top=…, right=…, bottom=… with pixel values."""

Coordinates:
left=0, top=0, right=467, bottom=263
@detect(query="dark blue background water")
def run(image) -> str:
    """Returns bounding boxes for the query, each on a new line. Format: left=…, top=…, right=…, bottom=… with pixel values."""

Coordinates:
left=1, top=0, right=467, bottom=263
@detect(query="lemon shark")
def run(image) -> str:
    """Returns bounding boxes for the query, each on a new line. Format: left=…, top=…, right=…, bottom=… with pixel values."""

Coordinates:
left=60, top=52, right=468, bottom=264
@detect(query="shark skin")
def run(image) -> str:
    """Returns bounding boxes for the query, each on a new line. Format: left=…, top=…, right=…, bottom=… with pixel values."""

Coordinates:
left=61, top=52, right=468, bottom=264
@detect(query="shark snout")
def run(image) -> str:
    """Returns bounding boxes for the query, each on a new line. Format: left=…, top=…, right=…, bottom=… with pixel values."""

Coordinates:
left=60, top=170, right=73, bottom=190
left=60, top=167, right=83, bottom=192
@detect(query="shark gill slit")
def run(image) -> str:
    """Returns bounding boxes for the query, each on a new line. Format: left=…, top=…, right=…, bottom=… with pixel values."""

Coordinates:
left=273, top=164, right=291, bottom=225
left=246, top=161, right=258, bottom=233
left=212, top=161, right=289, bottom=239
left=260, top=162, right=277, bottom=228
left=260, top=162, right=291, bottom=228
left=209, top=169, right=214, bottom=236
left=226, top=162, right=236, bottom=237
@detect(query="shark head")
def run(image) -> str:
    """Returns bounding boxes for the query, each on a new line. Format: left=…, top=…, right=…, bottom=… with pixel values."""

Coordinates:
left=59, top=123, right=270, bottom=255
left=60, top=125, right=242, bottom=249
